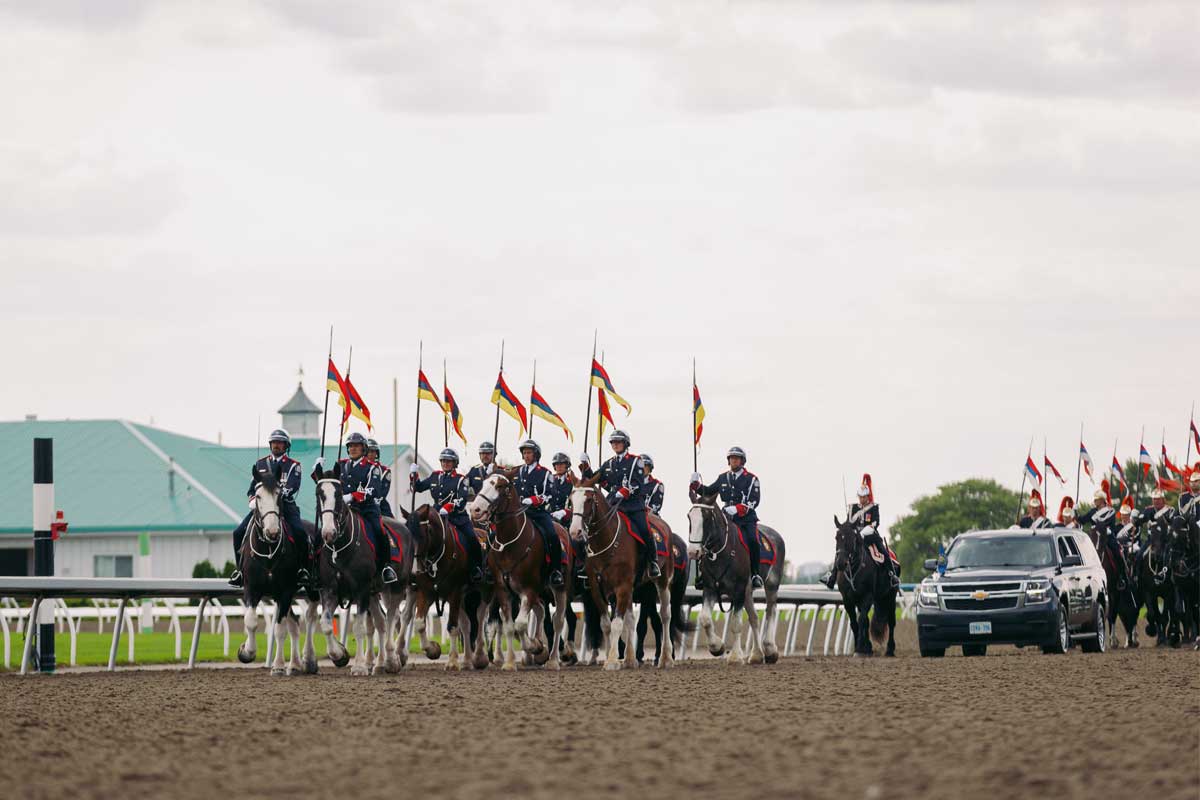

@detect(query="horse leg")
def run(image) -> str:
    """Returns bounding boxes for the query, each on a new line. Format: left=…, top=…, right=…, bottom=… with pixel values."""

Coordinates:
left=301, top=599, right=319, bottom=674
left=619, top=589, right=637, bottom=670
left=471, top=593, right=491, bottom=670
left=529, top=596, right=550, bottom=667
left=445, top=591, right=464, bottom=672
left=763, top=591, right=781, bottom=664
left=561, top=600, right=577, bottom=665
left=381, top=590, right=401, bottom=673
left=367, top=594, right=388, bottom=675
left=745, top=588, right=764, bottom=665
left=395, top=586, right=416, bottom=669
left=320, top=589, right=349, bottom=668
left=498, top=592, right=519, bottom=671
left=657, top=580, right=674, bottom=669
left=726, top=601, right=745, bottom=666
left=238, top=598, right=259, bottom=664
left=699, top=589, right=723, bottom=657
left=350, top=604, right=370, bottom=676
left=857, top=596, right=873, bottom=656
left=604, top=592, right=627, bottom=672
left=885, top=594, right=897, bottom=657
left=547, top=589, right=566, bottom=671
left=270, top=602, right=288, bottom=675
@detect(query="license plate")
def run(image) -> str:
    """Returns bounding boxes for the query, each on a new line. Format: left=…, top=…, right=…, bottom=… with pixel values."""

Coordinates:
left=969, top=621, right=992, bottom=635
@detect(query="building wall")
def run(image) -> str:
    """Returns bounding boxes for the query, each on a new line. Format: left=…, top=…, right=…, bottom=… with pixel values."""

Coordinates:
left=50, top=531, right=233, bottom=579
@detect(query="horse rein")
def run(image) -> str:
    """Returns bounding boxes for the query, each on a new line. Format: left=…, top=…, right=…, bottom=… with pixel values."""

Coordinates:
left=316, top=478, right=357, bottom=564
left=691, top=502, right=729, bottom=562
left=576, top=487, right=623, bottom=558
left=247, top=496, right=284, bottom=561
left=474, top=482, right=529, bottom=553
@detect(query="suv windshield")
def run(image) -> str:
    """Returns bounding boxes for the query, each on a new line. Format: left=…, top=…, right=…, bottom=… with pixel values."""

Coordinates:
left=945, top=536, right=1055, bottom=569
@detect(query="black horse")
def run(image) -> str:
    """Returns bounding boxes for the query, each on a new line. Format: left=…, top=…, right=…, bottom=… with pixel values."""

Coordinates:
left=236, top=467, right=316, bottom=675
left=1138, top=520, right=1177, bottom=647
left=616, top=532, right=694, bottom=665
left=832, top=515, right=896, bottom=657
left=1169, top=515, right=1199, bottom=647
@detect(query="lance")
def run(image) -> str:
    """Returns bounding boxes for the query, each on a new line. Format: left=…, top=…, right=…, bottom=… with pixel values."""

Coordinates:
left=443, top=359, right=449, bottom=448
left=529, top=360, right=537, bottom=437
left=1112, top=437, right=1122, bottom=500
left=411, top=341, right=423, bottom=516
left=582, top=330, right=597, bottom=460
left=492, top=340, right=504, bottom=454
left=1074, top=422, right=1083, bottom=506
left=1015, top=434, right=1033, bottom=524
left=335, top=346, right=352, bottom=464
left=692, top=358, right=698, bottom=474
left=1133, top=424, right=1145, bottom=507
left=1043, top=435, right=1050, bottom=519
left=319, top=326, right=333, bottom=459
left=392, top=377, right=399, bottom=516
left=1186, top=401, right=1195, bottom=468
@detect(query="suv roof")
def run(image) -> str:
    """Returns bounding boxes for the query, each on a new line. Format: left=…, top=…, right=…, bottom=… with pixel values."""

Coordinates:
left=956, top=528, right=1076, bottom=539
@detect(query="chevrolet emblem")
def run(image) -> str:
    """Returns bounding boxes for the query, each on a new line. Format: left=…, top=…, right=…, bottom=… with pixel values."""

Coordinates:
left=972, top=590, right=989, bottom=601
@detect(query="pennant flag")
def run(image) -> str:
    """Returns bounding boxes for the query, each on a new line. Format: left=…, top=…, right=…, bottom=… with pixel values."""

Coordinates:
left=443, top=381, right=467, bottom=446
left=590, top=359, right=631, bottom=415
left=530, top=386, right=573, bottom=442
left=1157, top=475, right=1182, bottom=493
left=1110, top=455, right=1127, bottom=492
left=417, top=370, right=447, bottom=413
left=1024, top=455, right=1043, bottom=487
left=339, top=374, right=372, bottom=431
left=491, top=372, right=528, bottom=434
left=596, top=386, right=615, bottom=447
left=1162, top=444, right=1181, bottom=477
left=1138, top=443, right=1153, bottom=477
left=693, top=383, right=706, bottom=446
left=326, top=358, right=349, bottom=404
left=1079, top=441, right=1093, bottom=481
left=1044, top=454, right=1066, bottom=486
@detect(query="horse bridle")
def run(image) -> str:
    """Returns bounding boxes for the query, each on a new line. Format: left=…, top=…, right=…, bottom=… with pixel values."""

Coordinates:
left=316, top=478, right=358, bottom=564
left=473, top=479, right=530, bottom=553
left=691, top=501, right=730, bottom=562
left=575, top=487, right=624, bottom=558
left=247, top=494, right=284, bottom=561
left=835, top=525, right=865, bottom=591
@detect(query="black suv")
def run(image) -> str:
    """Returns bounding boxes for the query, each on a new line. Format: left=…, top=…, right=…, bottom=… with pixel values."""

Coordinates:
left=915, top=528, right=1108, bottom=657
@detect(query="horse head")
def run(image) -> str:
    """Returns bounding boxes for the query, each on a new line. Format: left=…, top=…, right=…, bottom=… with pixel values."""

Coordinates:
left=313, top=462, right=345, bottom=545
left=251, top=466, right=283, bottom=540
left=832, top=515, right=862, bottom=579
left=568, top=473, right=603, bottom=537
left=468, top=473, right=516, bottom=525
left=687, top=490, right=727, bottom=552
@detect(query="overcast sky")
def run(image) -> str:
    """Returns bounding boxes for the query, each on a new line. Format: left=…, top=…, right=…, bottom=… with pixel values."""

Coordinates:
left=2, top=1, right=1196, bottom=564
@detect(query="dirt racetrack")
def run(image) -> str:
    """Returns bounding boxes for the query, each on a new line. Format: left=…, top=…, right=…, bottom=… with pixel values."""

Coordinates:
left=2, top=640, right=1197, bottom=800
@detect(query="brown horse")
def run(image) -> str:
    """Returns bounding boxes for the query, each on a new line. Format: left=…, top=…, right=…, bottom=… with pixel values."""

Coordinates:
left=401, top=504, right=490, bottom=671
left=468, top=473, right=574, bottom=670
left=569, top=475, right=674, bottom=670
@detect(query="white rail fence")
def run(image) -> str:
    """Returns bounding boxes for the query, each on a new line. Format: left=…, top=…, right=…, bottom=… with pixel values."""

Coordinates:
left=0, top=578, right=910, bottom=674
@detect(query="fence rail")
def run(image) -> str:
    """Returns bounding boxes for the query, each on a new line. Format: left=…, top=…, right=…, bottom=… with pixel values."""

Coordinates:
left=0, top=577, right=910, bottom=674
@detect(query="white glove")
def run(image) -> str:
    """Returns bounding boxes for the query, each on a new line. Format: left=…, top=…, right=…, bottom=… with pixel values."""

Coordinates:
left=579, top=452, right=591, bottom=466
left=438, top=507, right=449, bottom=516
left=409, top=464, right=419, bottom=476
left=521, top=498, right=533, bottom=507
left=690, top=472, right=702, bottom=484
left=551, top=509, right=566, bottom=521
left=247, top=497, right=257, bottom=509
left=342, top=493, right=354, bottom=503
left=723, top=505, right=737, bottom=516
left=313, top=457, right=325, bottom=471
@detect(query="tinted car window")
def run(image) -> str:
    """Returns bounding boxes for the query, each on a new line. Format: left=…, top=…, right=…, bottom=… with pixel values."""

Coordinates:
left=946, top=537, right=1055, bottom=569
left=1073, top=534, right=1100, bottom=565
left=1057, top=537, right=1071, bottom=560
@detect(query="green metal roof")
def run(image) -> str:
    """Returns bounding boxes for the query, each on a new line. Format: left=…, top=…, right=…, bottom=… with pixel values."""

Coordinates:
left=277, top=383, right=321, bottom=415
left=0, top=420, right=414, bottom=534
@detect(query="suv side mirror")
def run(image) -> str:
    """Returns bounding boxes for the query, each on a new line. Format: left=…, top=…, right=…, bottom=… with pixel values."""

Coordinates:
left=1060, top=554, right=1083, bottom=568
left=922, top=559, right=938, bottom=571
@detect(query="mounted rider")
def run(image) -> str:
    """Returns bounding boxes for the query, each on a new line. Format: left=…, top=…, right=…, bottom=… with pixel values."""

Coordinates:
left=581, top=430, right=660, bottom=580
left=1115, top=497, right=1143, bottom=567
left=466, top=441, right=498, bottom=497
left=328, top=431, right=397, bottom=584
left=1179, top=470, right=1200, bottom=525
left=1057, top=497, right=1078, bottom=528
left=546, top=452, right=574, bottom=525
left=366, top=438, right=394, bottom=518
left=690, top=446, right=761, bottom=589
left=514, top=439, right=566, bottom=589
left=230, top=429, right=308, bottom=589
left=822, top=474, right=898, bottom=590
left=641, top=454, right=665, bottom=516
left=1078, top=481, right=1130, bottom=589
left=1136, top=488, right=1178, bottom=542
left=410, top=447, right=485, bottom=584
left=1019, top=489, right=1052, bottom=529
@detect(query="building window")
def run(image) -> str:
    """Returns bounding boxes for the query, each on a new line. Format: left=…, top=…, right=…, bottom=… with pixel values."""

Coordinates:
left=94, top=555, right=133, bottom=578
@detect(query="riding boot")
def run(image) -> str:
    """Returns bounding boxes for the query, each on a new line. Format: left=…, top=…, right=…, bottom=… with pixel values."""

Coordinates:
left=293, top=526, right=311, bottom=586
left=544, top=529, right=565, bottom=589
left=644, top=536, right=661, bottom=579
left=743, top=527, right=763, bottom=588
left=821, top=569, right=836, bottom=590
left=228, top=570, right=244, bottom=587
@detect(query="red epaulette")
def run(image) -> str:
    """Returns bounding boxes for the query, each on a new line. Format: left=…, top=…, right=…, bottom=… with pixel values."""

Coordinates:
left=744, top=471, right=757, bottom=479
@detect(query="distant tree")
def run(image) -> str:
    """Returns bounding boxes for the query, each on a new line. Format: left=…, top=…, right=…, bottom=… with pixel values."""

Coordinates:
left=191, top=559, right=219, bottom=579
left=221, top=560, right=237, bottom=578
left=890, top=479, right=1021, bottom=578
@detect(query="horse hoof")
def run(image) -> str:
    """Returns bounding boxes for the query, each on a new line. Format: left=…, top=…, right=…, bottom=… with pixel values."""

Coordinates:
left=501, top=661, right=517, bottom=672
left=424, top=642, right=442, bottom=660
left=445, top=660, right=463, bottom=672
left=533, top=649, right=551, bottom=666
left=351, top=665, right=369, bottom=677
left=303, top=659, right=319, bottom=675
left=748, top=652, right=764, bottom=665
left=236, top=647, right=255, bottom=664
left=473, top=653, right=490, bottom=670
left=271, top=667, right=286, bottom=676
left=546, top=660, right=561, bottom=672
left=604, top=661, right=621, bottom=672
left=764, top=651, right=780, bottom=665
left=884, top=650, right=895, bottom=658
left=708, top=644, right=724, bottom=657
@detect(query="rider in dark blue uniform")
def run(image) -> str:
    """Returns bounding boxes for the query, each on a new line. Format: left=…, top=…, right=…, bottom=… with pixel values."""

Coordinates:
left=1077, top=482, right=1129, bottom=589
left=410, top=448, right=484, bottom=584
left=1018, top=490, right=1052, bottom=530
left=641, top=454, right=665, bottom=515
left=832, top=474, right=898, bottom=589
left=466, top=441, right=498, bottom=497
left=581, top=430, right=660, bottom=579
left=691, top=446, right=761, bottom=589
left=332, top=432, right=396, bottom=584
left=1181, top=471, right=1200, bottom=526
left=514, top=440, right=566, bottom=589
left=366, top=439, right=394, bottom=518
left=546, top=452, right=574, bottom=524
left=230, top=429, right=309, bottom=589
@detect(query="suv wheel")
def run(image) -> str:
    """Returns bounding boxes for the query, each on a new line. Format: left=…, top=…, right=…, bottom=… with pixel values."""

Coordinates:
left=1041, top=602, right=1070, bottom=655
left=919, top=645, right=945, bottom=658
left=1081, top=600, right=1107, bottom=654
left=962, top=644, right=987, bottom=657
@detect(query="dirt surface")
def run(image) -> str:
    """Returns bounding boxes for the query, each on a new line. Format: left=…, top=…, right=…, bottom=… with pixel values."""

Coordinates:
left=2, top=633, right=1197, bottom=800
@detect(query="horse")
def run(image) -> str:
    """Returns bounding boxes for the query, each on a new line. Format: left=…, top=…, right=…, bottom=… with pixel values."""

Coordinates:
left=468, top=473, right=573, bottom=670
left=1169, top=514, right=1199, bottom=646
left=1137, top=520, right=1177, bottom=647
left=401, top=503, right=491, bottom=671
left=687, top=491, right=785, bottom=664
left=616, top=529, right=694, bottom=665
left=1085, top=526, right=1140, bottom=649
left=831, top=515, right=896, bottom=657
left=235, top=467, right=316, bottom=675
left=311, top=463, right=391, bottom=675
left=570, top=475, right=674, bottom=671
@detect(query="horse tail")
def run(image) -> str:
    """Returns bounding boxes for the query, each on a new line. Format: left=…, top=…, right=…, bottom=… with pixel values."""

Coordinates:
left=670, top=583, right=696, bottom=637
left=582, top=592, right=604, bottom=650
left=869, top=595, right=889, bottom=647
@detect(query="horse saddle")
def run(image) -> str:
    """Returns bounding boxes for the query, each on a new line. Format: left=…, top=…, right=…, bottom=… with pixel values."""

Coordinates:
left=626, top=513, right=670, bottom=560
left=736, top=527, right=776, bottom=566
left=381, top=521, right=405, bottom=565
left=867, top=544, right=899, bottom=566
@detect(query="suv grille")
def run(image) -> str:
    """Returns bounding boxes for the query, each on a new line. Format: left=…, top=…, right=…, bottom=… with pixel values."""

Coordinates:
left=945, top=597, right=1019, bottom=611
left=943, top=583, right=1021, bottom=594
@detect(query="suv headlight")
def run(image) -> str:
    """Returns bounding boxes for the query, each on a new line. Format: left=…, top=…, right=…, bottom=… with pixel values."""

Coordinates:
left=1025, top=579, right=1051, bottom=604
left=918, top=580, right=939, bottom=608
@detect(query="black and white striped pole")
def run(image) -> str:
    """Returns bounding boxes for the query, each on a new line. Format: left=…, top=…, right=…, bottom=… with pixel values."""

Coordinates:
left=33, top=437, right=55, bottom=673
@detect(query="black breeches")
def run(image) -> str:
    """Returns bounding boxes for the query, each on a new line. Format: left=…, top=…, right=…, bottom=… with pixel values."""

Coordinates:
left=735, top=519, right=760, bottom=574
left=625, top=509, right=655, bottom=564
left=449, top=515, right=482, bottom=569
left=530, top=512, right=563, bottom=572
left=233, top=513, right=252, bottom=562
left=357, top=510, right=387, bottom=567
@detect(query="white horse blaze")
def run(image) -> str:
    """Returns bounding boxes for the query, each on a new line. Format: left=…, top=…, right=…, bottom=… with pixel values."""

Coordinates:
left=317, top=482, right=339, bottom=541
left=687, top=506, right=706, bottom=544
left=256, top=485, right=282, bottom=538
left=467, top=476, right=502, bottom=522
left=569, top=489, right=590, bottom=535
